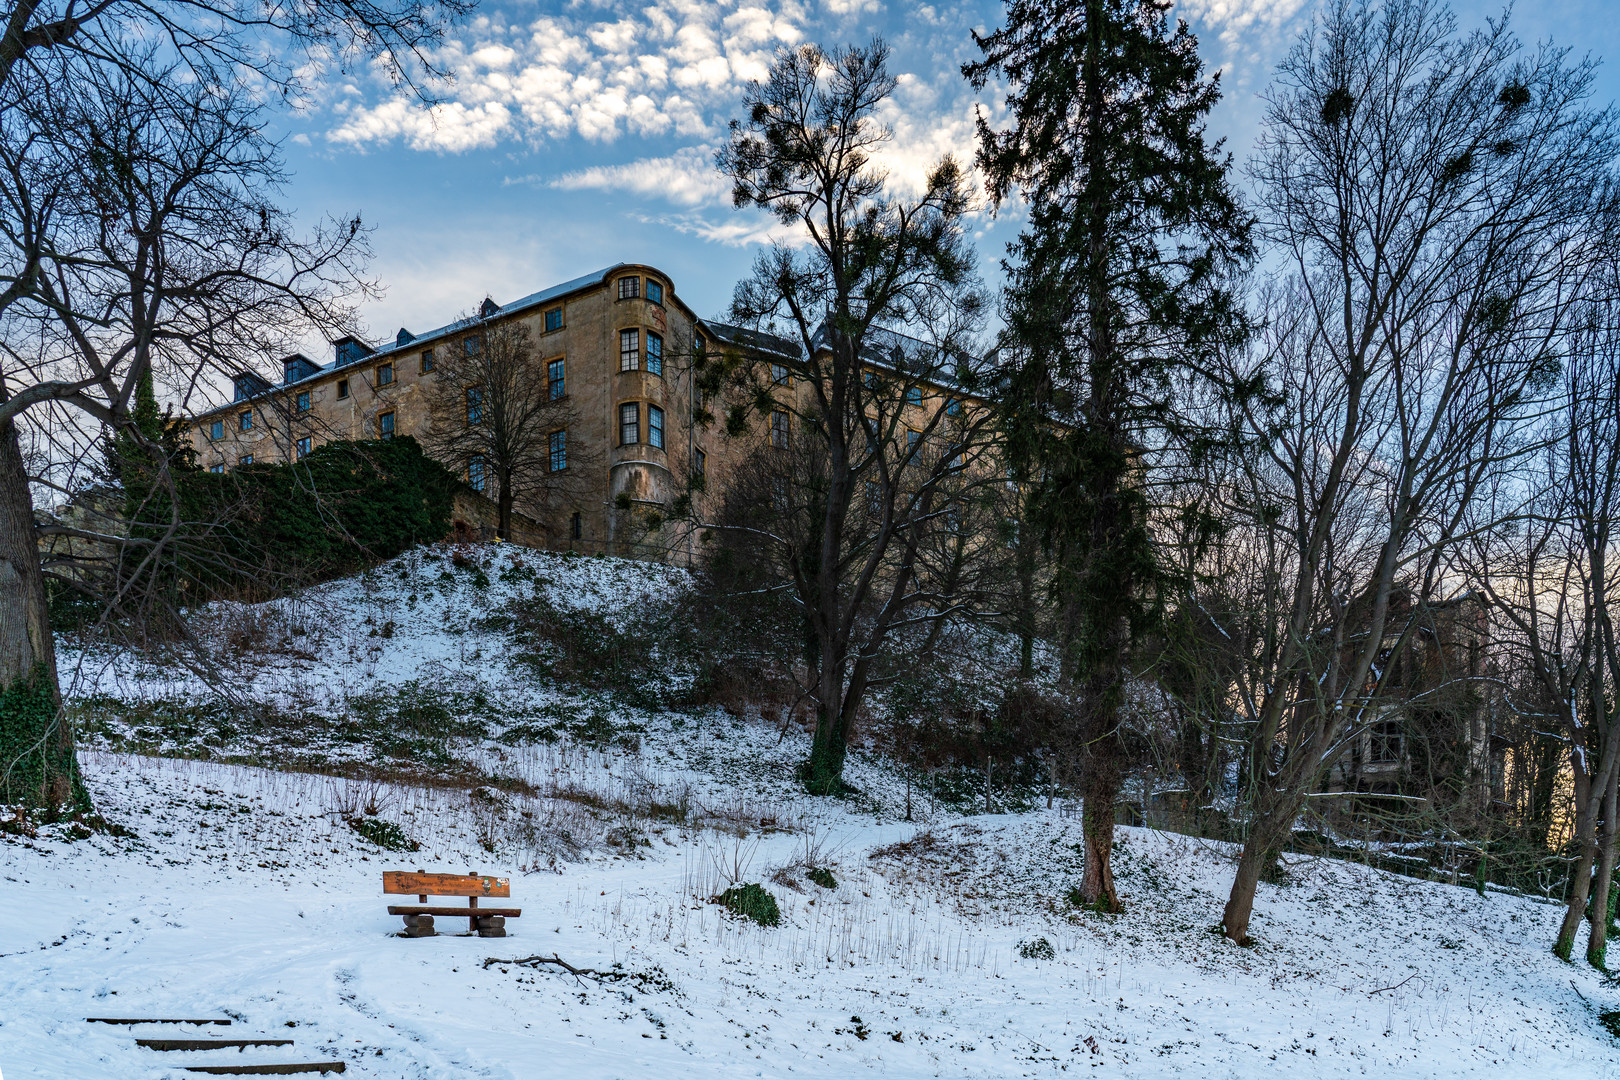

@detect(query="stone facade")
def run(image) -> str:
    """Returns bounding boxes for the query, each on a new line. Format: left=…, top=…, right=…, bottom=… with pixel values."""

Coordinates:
left=186, top=263, right=795, bottom=559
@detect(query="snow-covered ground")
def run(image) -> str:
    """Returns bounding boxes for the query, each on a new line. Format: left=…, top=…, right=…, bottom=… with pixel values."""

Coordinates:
left=4, top=545, right=1618, bottom=1078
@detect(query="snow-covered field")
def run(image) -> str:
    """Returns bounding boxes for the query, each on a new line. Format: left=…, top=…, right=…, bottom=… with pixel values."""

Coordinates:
left=3, top=546, right=1617, bottom=1078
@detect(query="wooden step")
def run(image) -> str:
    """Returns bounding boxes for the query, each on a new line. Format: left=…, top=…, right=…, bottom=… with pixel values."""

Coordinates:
left=138, top=1037, right=294, bottom=1051
left=86, top=1017, right=231, bottom=1025
left=183, top=1063, right=346, bottom=1076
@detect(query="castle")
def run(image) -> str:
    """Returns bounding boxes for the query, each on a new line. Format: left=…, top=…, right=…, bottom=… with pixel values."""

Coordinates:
left=186, top=263, right=797, bottom=556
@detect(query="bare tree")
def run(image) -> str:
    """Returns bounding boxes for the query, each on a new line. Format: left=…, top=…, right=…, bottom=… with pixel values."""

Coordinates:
left=1211, top=0, right=1616, bottom=944
left=0, top=53, right=374, bottom=807
left=421, top=315, right=593, bottom=541
left=1469, top=269, right=1620, bottom=965
left=0, top=0, right=467, bottom=103
left=709, top=40, right=1002, bottom=793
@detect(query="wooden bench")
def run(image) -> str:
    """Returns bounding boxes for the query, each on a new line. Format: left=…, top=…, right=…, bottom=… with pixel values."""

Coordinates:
left=383, top=871, right=520, bottom=937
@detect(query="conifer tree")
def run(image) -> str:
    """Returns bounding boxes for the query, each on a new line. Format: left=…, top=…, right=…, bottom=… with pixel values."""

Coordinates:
left=965, top=0, right=1250, bottom=910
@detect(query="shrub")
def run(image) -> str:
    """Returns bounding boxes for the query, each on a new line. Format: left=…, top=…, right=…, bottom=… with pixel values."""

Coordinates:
left=349, top=816, right=419, bottom=852
left=1601, top=1011, right=1620, bottom=1039
left=106, top=436, right=457, bottom=610
left=807, top=866, right=837, bottom=890
left=716, top=883, right=780, bottom=927
left=1018, top=936, right=1056, bottom=960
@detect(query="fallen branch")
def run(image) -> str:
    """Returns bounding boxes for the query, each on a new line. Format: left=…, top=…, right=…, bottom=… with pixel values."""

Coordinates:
left=482, top=954, right=629, bottom=985
left=1368, top=972, right=1425, bottom=996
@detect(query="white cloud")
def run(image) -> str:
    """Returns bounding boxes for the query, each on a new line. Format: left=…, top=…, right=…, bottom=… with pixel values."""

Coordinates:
left=1175, top=0, right=1311, bottom=54
left=542, top=145, right=730, bottom=207
left=326, top=0, right=805, bottom=151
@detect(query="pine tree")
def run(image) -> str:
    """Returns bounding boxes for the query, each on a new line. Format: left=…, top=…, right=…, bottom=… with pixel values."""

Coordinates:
left=965, top=0, right=1250, bottom=910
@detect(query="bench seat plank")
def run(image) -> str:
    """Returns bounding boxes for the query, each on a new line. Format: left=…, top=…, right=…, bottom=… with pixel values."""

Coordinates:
left=386, top=905, right=521, bottom=917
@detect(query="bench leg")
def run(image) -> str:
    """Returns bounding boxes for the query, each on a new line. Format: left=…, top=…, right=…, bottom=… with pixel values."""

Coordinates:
left=400, top=914, right=435, bottom=938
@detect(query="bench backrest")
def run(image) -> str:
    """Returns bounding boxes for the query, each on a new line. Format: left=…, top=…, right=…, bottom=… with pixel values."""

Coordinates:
left=383, top=871, right=510, bottom=898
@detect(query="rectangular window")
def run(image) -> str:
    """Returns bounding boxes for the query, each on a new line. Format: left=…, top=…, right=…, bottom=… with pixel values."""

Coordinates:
left=420, top=349, right=435, bottom=374
left=620, top=402, right=639, bottom=445
left=771, top=409, right=789, bottom=449
left=337, top=379, right=349, bottom=400
left=544, top=307, right=563, bottom=332
left=296, top=390, right=310, bottom=413
left=1370, top=719, right=1403, bottom=764
left=464, top=335, right=481, bottom=356
left=646, top=280, right=663, bottom=305
left=379, top=411, right=395, bottom=440
left=618, top=276, right=640, bottom=300
left=377, top=362, right=394, bottom=387
left=620, top=329, right=640, bottom=372
left=239, top=410, right=253, bottom=432
left=946, top=397, right=962, bottom=417
left=571, top=511, right=582, bottom=540
left=693, top=447, right=706, bottom=476
left=548, top=358, right=565, bottom=399
left=210, top=462, right=225, bottom=474
left=209, top=419, right=223, bottom=440
left=771, top=363, right=789, bottom=386
left=239, top=454, right=254, bottom=466
left=646, top=333, right=663, bottom=376
left=648, top=405, right=664, bottom=449
left=466, top=386, right=483, bottom=424
left=695, top=333, right=705, bottom=358
left=906, top=428, right=921, bottom=452
left=296, top=436, right=312, bottom=459
left=549, top=429, right=567, bottom=472
left=469, top=455, right=486, bottom=493
left=906, top=386, right=923, bottom=406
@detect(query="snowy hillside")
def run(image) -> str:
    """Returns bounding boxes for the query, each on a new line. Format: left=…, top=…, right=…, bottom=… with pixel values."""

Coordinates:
left=3, top=545, right=1618, bottom=1078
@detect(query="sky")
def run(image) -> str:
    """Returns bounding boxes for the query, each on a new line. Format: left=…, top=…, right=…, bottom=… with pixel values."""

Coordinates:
left=269, top=0, right=1620, bottom=359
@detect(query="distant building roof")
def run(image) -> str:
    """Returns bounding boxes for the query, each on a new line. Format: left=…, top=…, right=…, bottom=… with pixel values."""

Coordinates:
left=701, top=320, right=802, bottom=360
left=220, top=265, right=634, bottom=406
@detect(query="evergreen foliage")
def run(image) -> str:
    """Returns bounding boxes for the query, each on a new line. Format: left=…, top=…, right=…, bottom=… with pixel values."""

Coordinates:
left=717, top=882, right=781, bottom=927
left=104, top=435, right=457, bottom=609
left=965, top=0, right=1251, bottom=912
left=0, top=663, right=89, bottom=811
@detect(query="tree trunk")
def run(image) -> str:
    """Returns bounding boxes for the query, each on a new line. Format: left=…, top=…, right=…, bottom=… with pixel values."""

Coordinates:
left=1587, top=769, right=1618, bottom=968
left=1222, top=789, right=1299, bottom=944
left=496, top=474, right=514, bottom=540
left=1557, top=768, right=1597, bottom=961
left=0, top=417, right=76, bottom=810
left=1079, top=737, right=1123, bottom=911
left=805, top=699, right=847, bottom=796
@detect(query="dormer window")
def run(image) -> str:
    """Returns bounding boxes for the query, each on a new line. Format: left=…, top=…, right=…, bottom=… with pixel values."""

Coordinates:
left=618, top=276, right=640, bottom=300
left=646, top=280, right=663, bottom=305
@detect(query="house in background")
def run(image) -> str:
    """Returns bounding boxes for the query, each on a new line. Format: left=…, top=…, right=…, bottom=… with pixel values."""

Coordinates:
left=1324, top=591, right=1505, bottom=820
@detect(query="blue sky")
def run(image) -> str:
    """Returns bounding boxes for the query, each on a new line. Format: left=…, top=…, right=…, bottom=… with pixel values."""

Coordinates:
left=271, top=0, right=1620, bottom=356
